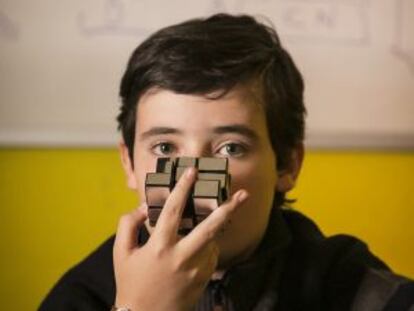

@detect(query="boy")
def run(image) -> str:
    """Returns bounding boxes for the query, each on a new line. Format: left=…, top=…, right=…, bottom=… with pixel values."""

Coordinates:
left=39, top=14, right=414, bottom=310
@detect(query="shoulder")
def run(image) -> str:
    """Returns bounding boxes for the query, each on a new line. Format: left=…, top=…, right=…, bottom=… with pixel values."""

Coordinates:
left=38, top=235, right=116, bottom=311
left=279, top=208, right=414, bottom=310
left=353, top=268, right=414, bottom=311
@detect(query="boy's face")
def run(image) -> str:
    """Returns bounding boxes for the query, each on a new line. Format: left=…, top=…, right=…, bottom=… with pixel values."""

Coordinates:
left=120, top=86, right=300, bottom=268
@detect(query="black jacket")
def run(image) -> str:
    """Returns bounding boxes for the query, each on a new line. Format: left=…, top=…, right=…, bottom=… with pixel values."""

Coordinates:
left=39, top=209, right=414, bottom=310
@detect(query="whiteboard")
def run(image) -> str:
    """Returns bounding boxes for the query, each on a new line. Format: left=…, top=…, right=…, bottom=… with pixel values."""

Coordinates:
left=1, top=0, right=413, bottom=149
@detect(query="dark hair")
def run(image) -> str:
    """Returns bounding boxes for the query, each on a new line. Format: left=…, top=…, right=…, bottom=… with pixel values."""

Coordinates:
left=117, top=13, right=306, bottom=206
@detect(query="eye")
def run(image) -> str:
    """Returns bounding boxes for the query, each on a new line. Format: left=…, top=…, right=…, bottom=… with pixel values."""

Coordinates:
left=217, top=143, right=247, bottom=158
left=151, top=142, right=176, bottom=156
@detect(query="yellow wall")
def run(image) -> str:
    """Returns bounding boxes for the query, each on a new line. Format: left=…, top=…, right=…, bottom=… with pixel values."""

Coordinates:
left=0, top=149, right=413, bottom=310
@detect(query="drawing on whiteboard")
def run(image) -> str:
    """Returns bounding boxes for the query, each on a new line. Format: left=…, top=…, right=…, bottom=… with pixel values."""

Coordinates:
left=0, top=10, right=19, bottom=41
left=391, top=0, right=414, bottom=74
left=77, top=0, right=150, bottom=37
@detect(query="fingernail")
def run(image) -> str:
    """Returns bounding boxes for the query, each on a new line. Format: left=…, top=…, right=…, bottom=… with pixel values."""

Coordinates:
left=236, top=190, right=249, bottom=203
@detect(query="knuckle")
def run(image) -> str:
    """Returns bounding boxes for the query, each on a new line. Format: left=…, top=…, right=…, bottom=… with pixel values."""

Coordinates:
left=172, top=256, right=186, bottom=273
left=118, top=213, right=132, bottom=227
left=174, top=180, right=188, bottom=194
left=163, top=201, right=180, bottom=217
left=151, top=242, right=169, bottom=260
left=224, top=198, right=237, bottom=211
left=220, top=204, right=235, bottom=220
left=187, top=266, right=203, bottom=282
left=219, top=207, right=231, bottom=219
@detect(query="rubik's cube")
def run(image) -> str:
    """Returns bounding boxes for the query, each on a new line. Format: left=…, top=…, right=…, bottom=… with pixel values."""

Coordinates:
left=145, top=157, right=231, bottom=235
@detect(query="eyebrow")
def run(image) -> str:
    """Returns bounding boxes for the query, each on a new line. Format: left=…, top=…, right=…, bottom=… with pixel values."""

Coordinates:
left=212, top=125, right=259, bottom=141
left=139, top=124, right=259, bottom=141
left=139, top=127, right=183, bottom=140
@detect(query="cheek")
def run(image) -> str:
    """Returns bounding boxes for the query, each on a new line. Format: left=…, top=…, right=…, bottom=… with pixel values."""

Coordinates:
left=229, top=155, right=277, bottom=197
left=217, top=154, right=277, bottom=259
left=228, top=153, right=277, bottom=224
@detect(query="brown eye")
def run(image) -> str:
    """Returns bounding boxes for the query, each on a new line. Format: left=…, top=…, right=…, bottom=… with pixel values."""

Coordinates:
left=218, top=143, right=247, bottom=158
left=152, top=142, right=176, bottom=156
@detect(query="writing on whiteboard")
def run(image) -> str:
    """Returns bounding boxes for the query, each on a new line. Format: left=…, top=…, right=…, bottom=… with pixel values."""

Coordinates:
left=77, top=0, right=150, bottom=37
left=76, top=0, right=370, bottom=45
left=75, top=0, right=413, bottom=74
left=209, top=0, right=370, bottom=45
left=276, top=0, right=370, bottom=45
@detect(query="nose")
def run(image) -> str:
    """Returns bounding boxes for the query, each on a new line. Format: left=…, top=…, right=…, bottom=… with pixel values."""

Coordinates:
left=181, top=142, right=213, bottom=158
left=179, top=143, right=226, bottom=222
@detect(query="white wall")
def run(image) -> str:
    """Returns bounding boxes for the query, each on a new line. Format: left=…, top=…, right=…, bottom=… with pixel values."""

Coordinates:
left=1, top=0, right=413, bottom=148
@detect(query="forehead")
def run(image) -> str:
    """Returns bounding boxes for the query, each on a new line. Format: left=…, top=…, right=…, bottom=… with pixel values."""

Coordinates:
left=135, top=87, right=267, bottom=132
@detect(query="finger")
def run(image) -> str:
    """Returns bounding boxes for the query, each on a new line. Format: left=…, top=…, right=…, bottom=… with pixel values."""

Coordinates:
left=113, top=206, right=147, bottom=260
left=184, top=241, right=219, bottom=284
left=153, top=167, right=197, bottom=239
left=178, top=189, right=249, bottom=256
left=195, top=241, right=219, bottom=280
left=206, top=242, right=219, bottom=276
left=205, top=241, right=219, bottom=270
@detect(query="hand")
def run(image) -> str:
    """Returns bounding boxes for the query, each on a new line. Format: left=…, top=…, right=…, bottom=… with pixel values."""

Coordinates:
left=113, top=167, right=249, bottom=311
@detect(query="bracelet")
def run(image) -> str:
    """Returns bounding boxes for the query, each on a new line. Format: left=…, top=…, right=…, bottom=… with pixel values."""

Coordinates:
left=111, top=306, right=131, bottom=311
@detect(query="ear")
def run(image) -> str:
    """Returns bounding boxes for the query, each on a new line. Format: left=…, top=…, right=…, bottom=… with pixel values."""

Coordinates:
left=276, top=144, right=304, bottom=193
left=119, top=140, right=138, bottom=190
